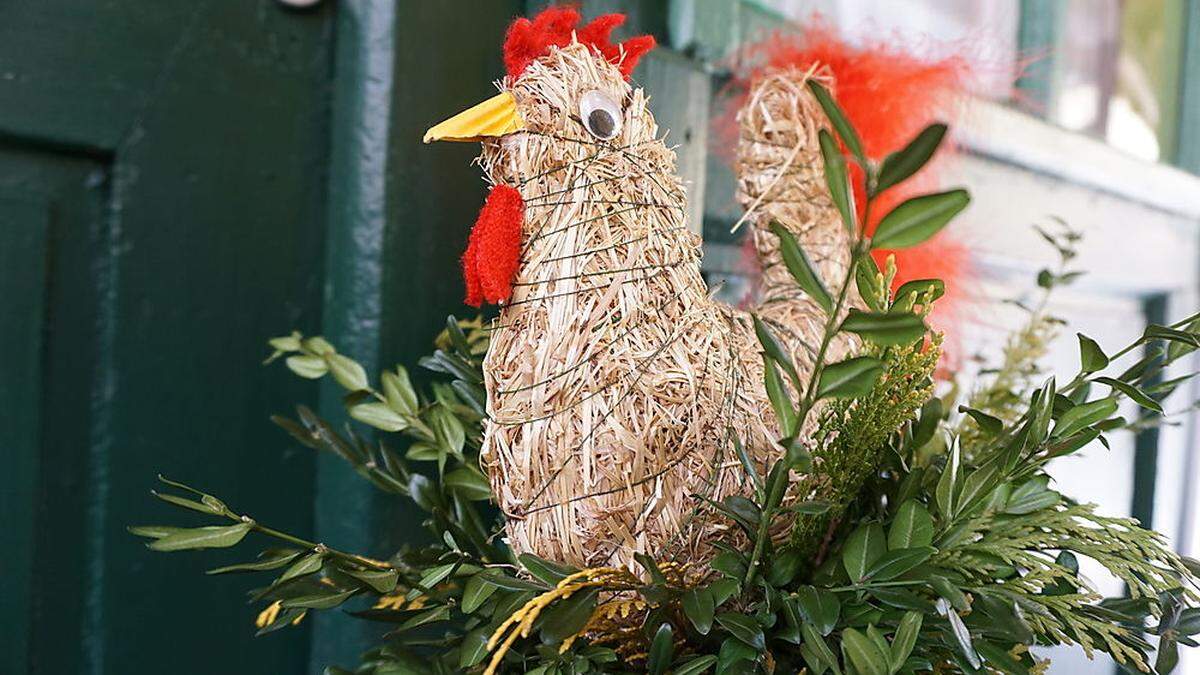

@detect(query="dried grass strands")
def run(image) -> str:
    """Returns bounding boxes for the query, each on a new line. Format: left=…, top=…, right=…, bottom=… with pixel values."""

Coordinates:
left=734, top=65, right=866, bottom=510
left=476, top=43, right=846, bottom=571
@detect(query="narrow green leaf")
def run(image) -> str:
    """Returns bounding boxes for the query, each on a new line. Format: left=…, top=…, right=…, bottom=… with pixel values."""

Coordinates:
left=349, top=402, right=407, bottom=432
left=958, top=406, right=1003, bottom=436
left=1094, top=376, right=1163, bottom=414
left=808, top=79, right=865, bottom=161
left=817, top=128, right=855, bottom=232
left=940, top=601, right=982, bottom=669
left=753, top=314, right=801, bottom=390
left=771, top=220, right=833, bottom=312
left=445, top=466, right=493, bottom=501
left=842, top=523, right=887, bottom=582
left=893, top=278, right=945, bottom=306
left=343, top=567, right=398, bottom=594
left=935, top=442, right=960, bottom=517
left=1145, top=324, right=1200, bottom=351
left=871, top=189, right=970, bottom=250
left=1052, top=397, right=1118, bottom=439
left=1005, top=476, right=1061, bottom=515
left=1077, top=333, right=1110, bottom=373
left=411, top=562, right=456, bottom=597
left=461, top=574, right=498, bottom=614
left=682, top=587, right=715, bottom=635
left=151, top=490, right=224, bottom=516
left=955, top=464, right=1000, bottom=517
left=396, top=605, right=451, bottom=632
left=381, top=366, right=419, bottom=414
left=732, top=434, right=764, bottom=497
left=540, top=588, right=598, bottom=644
left=888, top=501, right=933, bottom=550
left=794, top=586, right=841, bottom=636
left=856, top=255, right=885, bottom=312
left=802, top=623, right=843, bottom=675
left=764, top=357, right=798, bottom=436
left=519, top=553, right=577, bottom=586
left=459, top=628, right=490, bottom=668
left=890, top=611, right=923, bottom=671
left=817, top=356, right=884, bottom=399
left=842, top=627, right=889, bottom=675
left=673, top=655, right=718, bottom=675
left=147, top=522, right=253, bottom=552
left=286, top=354, right=327, bottom=379
left=875, top=123, right=947, bottom=194
left=646, top=623, right=674, bottom=675
left=863, top=546, right=934, bottom=581
left=764, top=459, right=790, bottom=511
left=716, top=612, right=766, bottom=651
left=128, top=525, right=185, bottom=540
left=282, top=587, right=357, bottom=610
left=930, top=576, right=969, bottom=613
left=325, top=353, right=368, bottom=391
left=280, top=551, right=326, bottom=582
left=840, top=309, right=927, bottom=346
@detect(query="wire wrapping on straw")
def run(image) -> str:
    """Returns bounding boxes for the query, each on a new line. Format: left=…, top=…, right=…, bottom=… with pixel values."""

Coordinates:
left=475, top=42, right=852, bottom=570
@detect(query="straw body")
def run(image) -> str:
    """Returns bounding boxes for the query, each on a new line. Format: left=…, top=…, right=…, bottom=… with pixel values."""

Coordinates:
left=478, top=45, right=849, bottom=569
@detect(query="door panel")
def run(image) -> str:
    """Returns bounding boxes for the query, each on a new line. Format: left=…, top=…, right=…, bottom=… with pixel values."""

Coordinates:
left=0, top=2, right=333, bottom=673
left=0, top=189, right=50, bottom=675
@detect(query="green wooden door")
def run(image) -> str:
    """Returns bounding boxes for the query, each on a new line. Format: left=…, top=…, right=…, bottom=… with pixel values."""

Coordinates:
left=0, top=2, right=331, bottom=673
left=0, top=0, right=528, bottom=673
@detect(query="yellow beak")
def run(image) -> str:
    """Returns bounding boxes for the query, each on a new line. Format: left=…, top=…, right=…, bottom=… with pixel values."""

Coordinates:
left=423, top=91, right=526, bottom=143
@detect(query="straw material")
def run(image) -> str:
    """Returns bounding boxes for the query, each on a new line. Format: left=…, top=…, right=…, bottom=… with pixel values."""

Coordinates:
left=476, top=43, right=851, bottom=570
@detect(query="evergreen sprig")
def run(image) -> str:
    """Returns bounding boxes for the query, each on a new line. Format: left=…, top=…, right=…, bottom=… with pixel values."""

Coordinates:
left=130, top=85, right=1200, bottom=675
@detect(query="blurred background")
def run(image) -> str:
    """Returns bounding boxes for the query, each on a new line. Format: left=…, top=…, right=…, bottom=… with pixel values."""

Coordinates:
left=1, top=1, right=1198, bottom=673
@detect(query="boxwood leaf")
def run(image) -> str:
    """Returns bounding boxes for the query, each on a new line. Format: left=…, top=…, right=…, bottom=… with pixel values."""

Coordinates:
left=871, top=189, right=969, bottom=250
left=794, top=586, right=841, bottom=636
left=540, top=588, right=598, bottom=644
left=842, top=523, right=887, bottom=582
left=817, top=356, right=883, bottom=399
left=875, top=123, right=947, bottom=194
left=147, top=522, right=253, bottom=552
left=890, top=611, right=923, bottom=671
left=808, top=80, right=865, bottom=162
left=647, top=623, right=674, bottom=675
left=1052, top=397, right=1118, bottom=439
left=1094, top=376, right=1163, bottom=414
left=518, top=553, right=576, bottom=586
left=1077, top=333, right=1110, bottom=373
left=817, top=129, right=855, bottom=232
left=716, top=612, right=766, bottom=651
left=841, top=627, right=889, bottom=675
left=683, top=587, right=715, bottom=635
left=461, top=573, right=499, bottom=614
left=770, top=220, right=833, bottom=312
left=840, top=309, right=927, bottom=346
left=673, top=655, right=718, bottom=675
left=754, top=314, right=801, bottom=389
left=863, top=546, right=934, bottom=581
left=888, top=501, right=933, bottom=549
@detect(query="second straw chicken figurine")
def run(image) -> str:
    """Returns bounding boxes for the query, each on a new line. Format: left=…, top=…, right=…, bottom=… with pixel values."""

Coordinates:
left=423, top=8, right=855, bottom=569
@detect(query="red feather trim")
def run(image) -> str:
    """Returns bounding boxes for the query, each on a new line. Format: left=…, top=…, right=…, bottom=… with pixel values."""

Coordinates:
left=462, top=185, right=524, bottom=307
left=503, top=6, right=655, bottom=80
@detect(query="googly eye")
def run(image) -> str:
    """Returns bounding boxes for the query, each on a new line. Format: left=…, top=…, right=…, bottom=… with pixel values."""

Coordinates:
left=579, top=89, right=622, bottom=141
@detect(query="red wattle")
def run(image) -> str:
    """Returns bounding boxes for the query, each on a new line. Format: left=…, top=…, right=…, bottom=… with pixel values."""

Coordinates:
left=462, top=185, right=524, bottom=307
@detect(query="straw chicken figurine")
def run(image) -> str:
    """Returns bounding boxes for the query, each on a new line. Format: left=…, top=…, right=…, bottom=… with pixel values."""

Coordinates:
left=423, top=8, right=855, bottom=569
